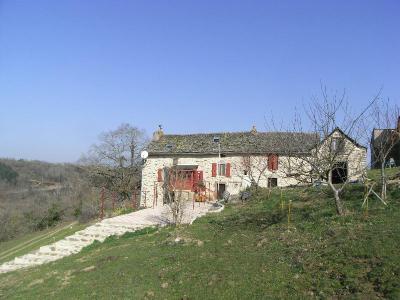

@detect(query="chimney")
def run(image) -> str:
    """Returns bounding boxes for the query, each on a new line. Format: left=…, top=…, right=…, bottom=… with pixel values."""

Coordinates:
left=153, top=125, right=164, bottom=141
left=250, top=125, right=257, bottom=135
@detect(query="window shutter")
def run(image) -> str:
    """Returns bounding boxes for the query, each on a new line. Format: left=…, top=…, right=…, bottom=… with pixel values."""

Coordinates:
left=268, top=155, right=273, bottom=171
left=268, top=154, right=278, bottom=171
left=157, top=169, right=163, bottom=182
left=199, top=171, right=203, bottom=181
left=226, top=163, right=231, bottom=177
left=211, top=163, right=217, bottom=177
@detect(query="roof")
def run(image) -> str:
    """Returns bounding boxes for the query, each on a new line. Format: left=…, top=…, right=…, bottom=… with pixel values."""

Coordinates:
left=323, top=127, right=367, bottom=150
left=147, top=131, right=320, bottom=156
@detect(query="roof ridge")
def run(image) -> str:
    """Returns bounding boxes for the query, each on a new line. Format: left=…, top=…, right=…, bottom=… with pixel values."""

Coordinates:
left=161, top=131, right=316, bottom=137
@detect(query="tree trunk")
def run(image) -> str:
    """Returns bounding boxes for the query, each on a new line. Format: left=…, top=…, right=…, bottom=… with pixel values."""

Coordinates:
left=328, top=173, right=344, bottom=215
left=333, top=189, right=344, bottom=215
left=381, top=161, right=387, bottom=200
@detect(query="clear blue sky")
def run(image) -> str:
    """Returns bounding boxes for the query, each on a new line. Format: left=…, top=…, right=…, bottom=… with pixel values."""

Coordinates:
left=0, top=1, right=399, bottom=162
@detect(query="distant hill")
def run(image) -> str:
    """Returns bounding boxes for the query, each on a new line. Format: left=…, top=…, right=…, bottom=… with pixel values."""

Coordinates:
left=0, top=158, right=86, bottom=190
left=0, top=159, right=97, bottom=243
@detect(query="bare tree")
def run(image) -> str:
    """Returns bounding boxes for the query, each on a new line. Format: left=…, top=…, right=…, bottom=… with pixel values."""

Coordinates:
left=79, top=123, right=148, bottom=200
left=272, top=86, right=376, bottom=215
left=233, top=155, right=270, bottom=189
left=368, top=99, right=400, bottom=200
left=162, top=167, right=188, bottom=225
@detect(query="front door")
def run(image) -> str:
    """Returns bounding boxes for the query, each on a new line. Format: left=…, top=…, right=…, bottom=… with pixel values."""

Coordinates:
left=217, top=183, right=226, bottom=199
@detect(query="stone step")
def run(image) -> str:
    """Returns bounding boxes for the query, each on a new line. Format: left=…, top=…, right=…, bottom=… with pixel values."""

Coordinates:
left=96, top=223, right=137, bottom=230
left=37, top=246, right=67, bottom=257
left=52, top=242, right=84, bottom=252
left=65, top=234, right=94, bottom=243
left=14, top=255, right=48, bottom=266
left=82, top=228, right=127, bottom=236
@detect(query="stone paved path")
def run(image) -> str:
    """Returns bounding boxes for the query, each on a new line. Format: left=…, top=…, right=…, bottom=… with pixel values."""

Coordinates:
left=0, top=202, right=218, bottom=274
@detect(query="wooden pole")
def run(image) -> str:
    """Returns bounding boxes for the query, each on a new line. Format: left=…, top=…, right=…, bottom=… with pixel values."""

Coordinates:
left=287, top=200, right=292, bottom=231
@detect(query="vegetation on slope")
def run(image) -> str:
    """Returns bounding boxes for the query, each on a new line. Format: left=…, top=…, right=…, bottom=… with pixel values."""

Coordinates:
left=0, top=222, right=89, bottom=265
left=0, top=159, right=98, bottom=242
left=0, top=179, right=399, bottom=299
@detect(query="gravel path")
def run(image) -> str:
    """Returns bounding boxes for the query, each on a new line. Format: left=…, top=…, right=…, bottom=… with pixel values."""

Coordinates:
left=0, top=201, right=219, bottom=274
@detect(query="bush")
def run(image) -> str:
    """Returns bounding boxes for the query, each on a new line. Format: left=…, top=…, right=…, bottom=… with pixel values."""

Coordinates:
left=0, top=162, right=18, bottom=185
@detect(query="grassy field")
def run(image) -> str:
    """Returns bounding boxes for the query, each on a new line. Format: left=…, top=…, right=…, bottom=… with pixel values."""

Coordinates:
left=0, top=222, right=89, bottom=265
left=0, top=174, right=399, bottom=299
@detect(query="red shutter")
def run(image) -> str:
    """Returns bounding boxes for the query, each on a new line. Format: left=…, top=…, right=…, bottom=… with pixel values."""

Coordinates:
left=268, top=155, right=273, bottom=171
left=268, top=154, right=279, bottom=171
left=226, top=163, right=231, bottom=177
left=268, top=154, right=278, bottom=171
left=211, top=163, right=217, bottom=177
left=157, top=169, right=163, bottom=182
left=199, top=171, right=203, bottom=181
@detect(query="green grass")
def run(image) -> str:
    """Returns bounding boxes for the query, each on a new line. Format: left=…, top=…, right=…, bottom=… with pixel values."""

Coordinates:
left=0, top=222, right=89, bottom=265
left=0, top=183, right=399, bottom=299
left=368, top=166, right=400, bottom=182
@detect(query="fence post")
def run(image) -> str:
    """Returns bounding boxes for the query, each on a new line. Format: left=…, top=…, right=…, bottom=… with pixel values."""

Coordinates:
left=287, top=200, right=292, bottom=231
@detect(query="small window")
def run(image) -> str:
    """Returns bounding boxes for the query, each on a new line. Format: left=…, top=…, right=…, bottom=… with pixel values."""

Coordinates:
left=218, top=163, right=226, bottom=176
left=268, top=178, right=278, bottom=188
left=243, top=170, right=248, bottom=175
left=331, top=138, right=344, bottom=153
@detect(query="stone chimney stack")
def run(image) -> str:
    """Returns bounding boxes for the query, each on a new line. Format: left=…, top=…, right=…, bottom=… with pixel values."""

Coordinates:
left=153, top=125, right=164, bottom=141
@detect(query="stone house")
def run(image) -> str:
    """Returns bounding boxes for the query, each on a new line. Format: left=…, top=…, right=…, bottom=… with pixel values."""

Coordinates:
left=140, top=126, right=367, bottom=206
left=371, top=116, right=400, bottom=168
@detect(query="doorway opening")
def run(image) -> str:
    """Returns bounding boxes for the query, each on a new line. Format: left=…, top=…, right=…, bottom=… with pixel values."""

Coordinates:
left=217, top=183, right=226, bottom=199
left=331, top=162, right=348, bottom=184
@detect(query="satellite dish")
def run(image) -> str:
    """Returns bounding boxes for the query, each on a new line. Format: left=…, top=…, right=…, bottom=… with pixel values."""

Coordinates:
left=140, top=151, right=149, bottom=159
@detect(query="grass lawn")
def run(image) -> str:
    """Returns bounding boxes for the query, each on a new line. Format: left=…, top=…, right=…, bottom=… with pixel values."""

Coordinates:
left=0, top=222, right=89, bottom=265
left=367, top=166, right=400, bottom=182
left=0, top=180, right=399, bottom=299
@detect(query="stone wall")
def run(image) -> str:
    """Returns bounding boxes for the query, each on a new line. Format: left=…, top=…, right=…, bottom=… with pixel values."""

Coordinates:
left=140, top=154, right=301, bottom=207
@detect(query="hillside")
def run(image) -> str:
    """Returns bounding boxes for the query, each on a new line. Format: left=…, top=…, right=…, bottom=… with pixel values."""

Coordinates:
left=0, top=159, right=97, bottom=243
left=0, top=179, right=399, bottom=299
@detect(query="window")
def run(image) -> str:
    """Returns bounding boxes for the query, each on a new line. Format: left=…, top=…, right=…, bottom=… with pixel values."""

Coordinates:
left=331, top=138, right=345, bottom=153
left=213, top=162, right=231, bottom=177
left=268, top=178, right=278, bottom=187
left=218, top=163, right=226, bottom=176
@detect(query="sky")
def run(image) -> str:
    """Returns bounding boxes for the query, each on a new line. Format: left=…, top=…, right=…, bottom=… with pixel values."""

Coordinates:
left=0, top=0, right=399, bottom=163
